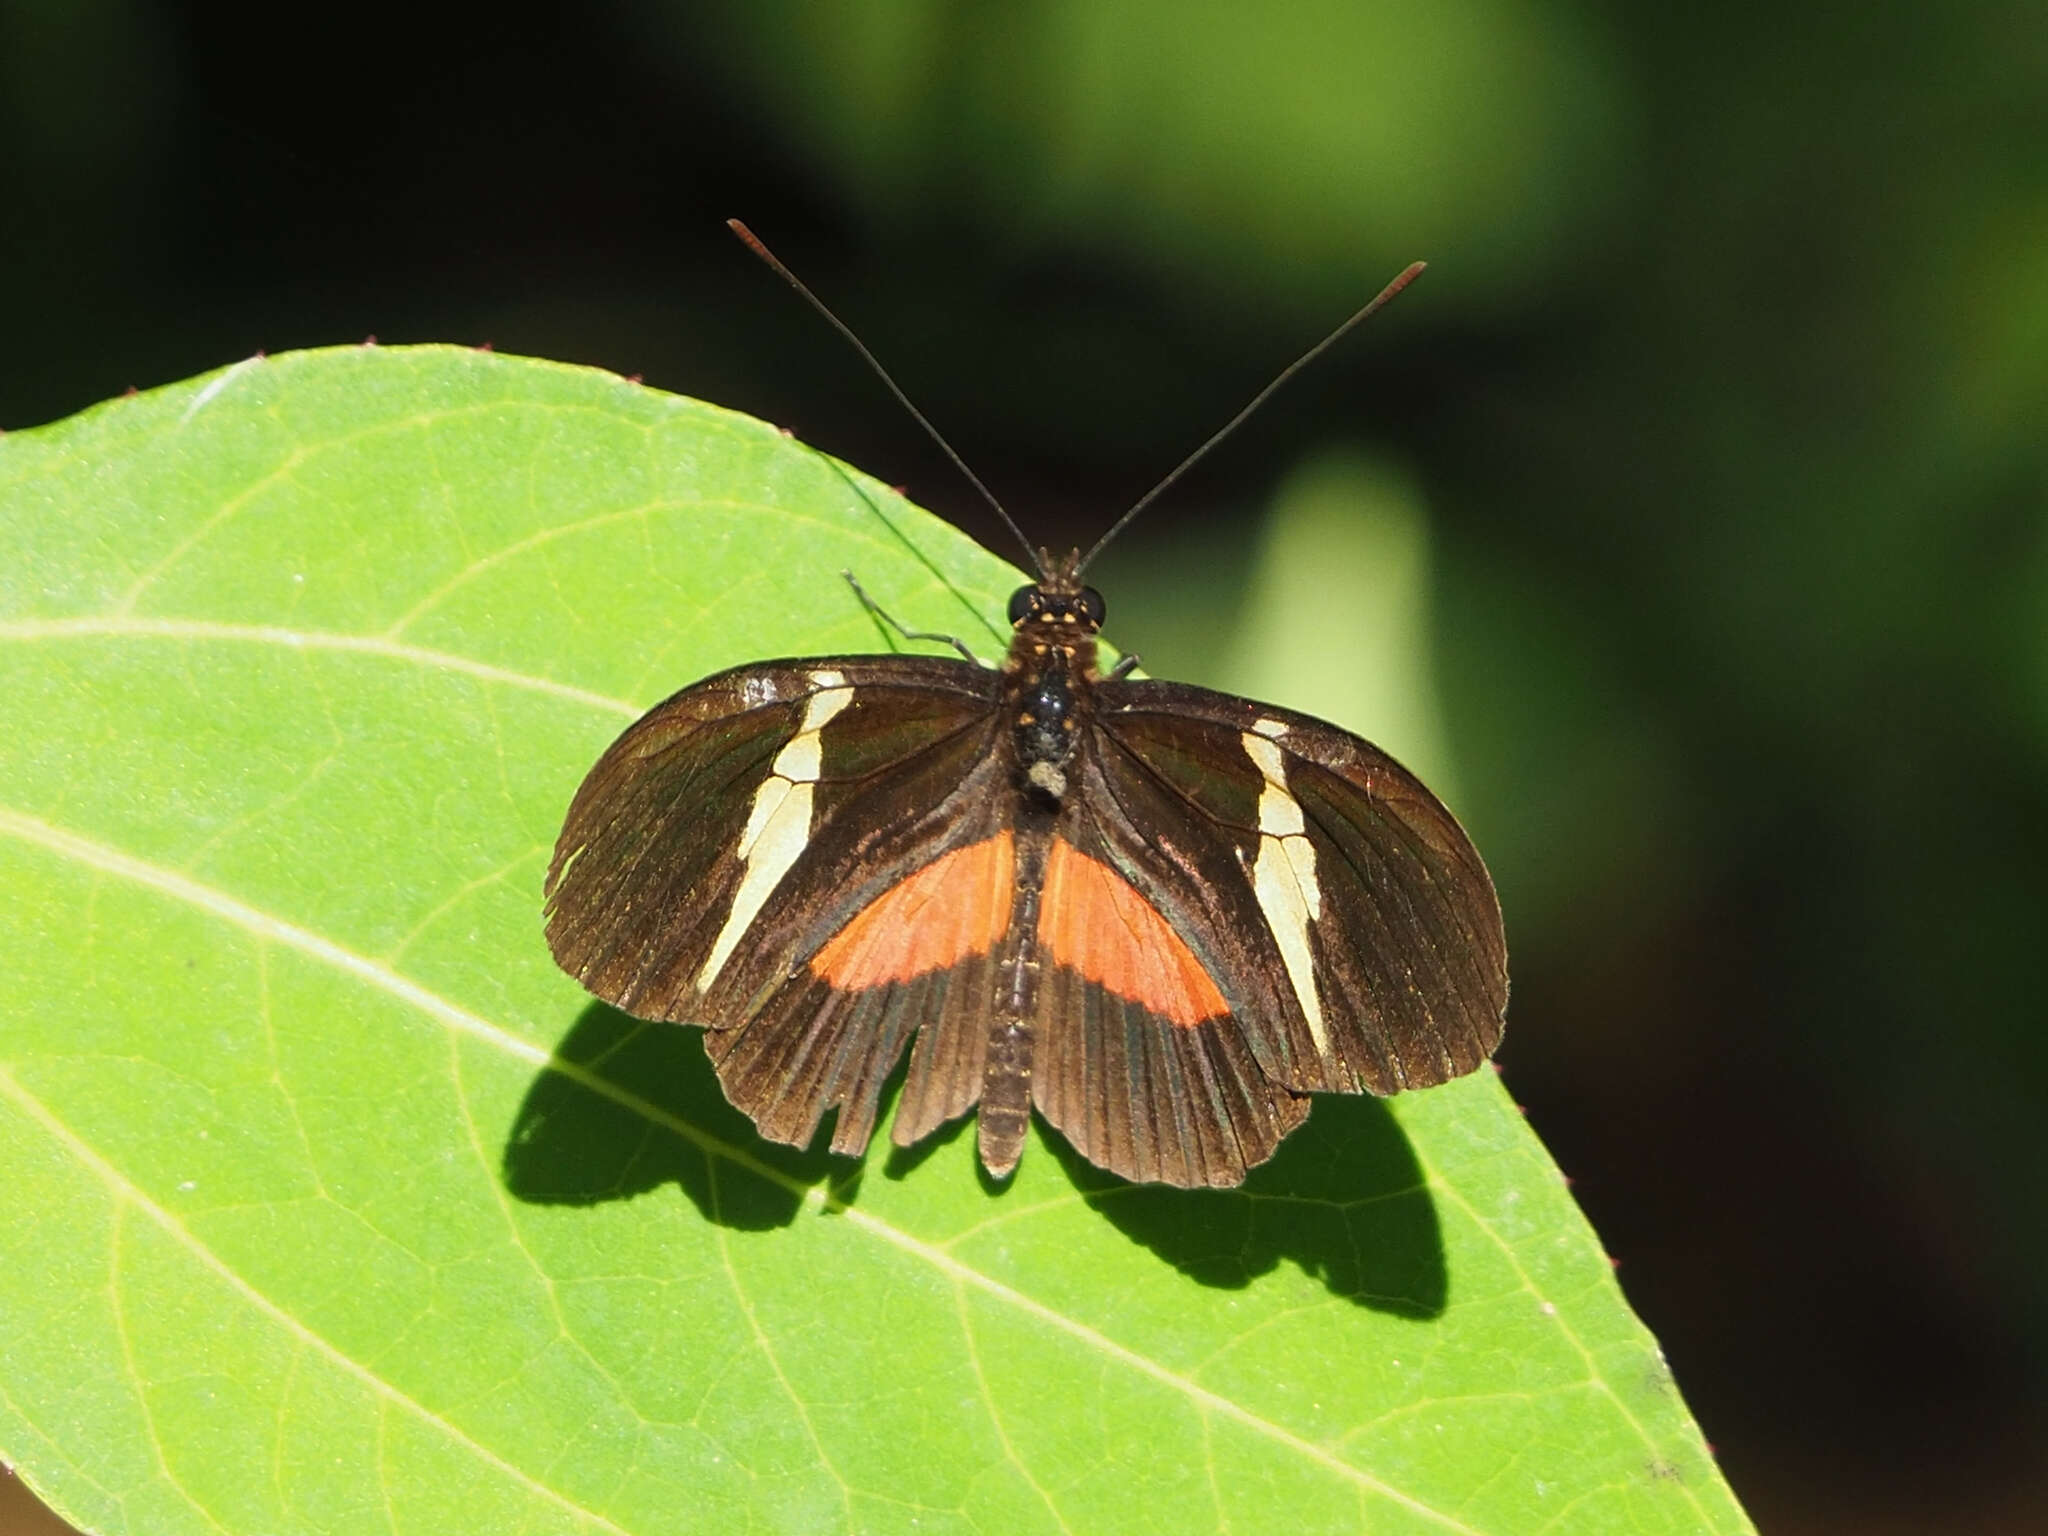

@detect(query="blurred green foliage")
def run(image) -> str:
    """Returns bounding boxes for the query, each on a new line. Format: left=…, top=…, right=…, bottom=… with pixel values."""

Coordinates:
left=636, top=0, right=1631, bottom=308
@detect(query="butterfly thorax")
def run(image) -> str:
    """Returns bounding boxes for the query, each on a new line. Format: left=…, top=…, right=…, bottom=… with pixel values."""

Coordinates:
left=1002, top=550, right=1106, bottom=808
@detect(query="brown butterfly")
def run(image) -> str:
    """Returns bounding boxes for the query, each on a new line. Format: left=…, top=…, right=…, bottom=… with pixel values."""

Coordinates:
left=543, top=226, right=1506, bottom=1188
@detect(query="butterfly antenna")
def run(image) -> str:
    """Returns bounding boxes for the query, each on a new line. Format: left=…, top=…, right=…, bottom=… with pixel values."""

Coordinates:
left=728, top=220, right=1042, bottom=576
left=1075, top=260, right=1427, bottom=576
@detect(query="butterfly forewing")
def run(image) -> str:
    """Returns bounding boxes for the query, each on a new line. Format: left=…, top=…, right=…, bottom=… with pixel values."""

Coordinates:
left=545, top=665, right=824, bottom=1017
left=1090, top=678, right=1508, bottom=1097
left=546, top=657, right=1004, bottom=1075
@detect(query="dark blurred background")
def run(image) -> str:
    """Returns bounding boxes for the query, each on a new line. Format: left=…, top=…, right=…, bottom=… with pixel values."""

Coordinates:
left=5, top=3, right=2045, bottom=1531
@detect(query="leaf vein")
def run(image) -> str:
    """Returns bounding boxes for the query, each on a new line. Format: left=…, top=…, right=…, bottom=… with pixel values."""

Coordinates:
left=0, top=1066, right=637, bottom=1536
left=1422, top=1176, right=1723, bottom=1529
left=707, top=1160, right=855, bottom=1523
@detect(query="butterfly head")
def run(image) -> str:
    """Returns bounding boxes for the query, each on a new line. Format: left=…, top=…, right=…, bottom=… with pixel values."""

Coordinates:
left=1007, top=548, right=1105, bottom=636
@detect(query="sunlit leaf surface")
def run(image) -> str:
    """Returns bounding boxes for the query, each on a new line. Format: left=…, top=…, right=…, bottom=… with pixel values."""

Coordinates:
left=0, top=347, right=1751, bottom=1535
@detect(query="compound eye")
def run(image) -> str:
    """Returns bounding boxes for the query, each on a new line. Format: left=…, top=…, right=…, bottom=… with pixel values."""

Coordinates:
left=1077, top=586, right=1106, bottom=627
left=1006, top=585, right=1038, bottom=626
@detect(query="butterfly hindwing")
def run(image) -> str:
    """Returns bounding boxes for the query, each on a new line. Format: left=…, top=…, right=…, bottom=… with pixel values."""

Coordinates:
left=704, top=819, right=1018, bottom=1159
left=1018, top=733, right=1313, bottom=1185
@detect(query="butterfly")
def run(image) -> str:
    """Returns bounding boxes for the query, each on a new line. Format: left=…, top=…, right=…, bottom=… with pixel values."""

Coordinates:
left=542, top=225, right=1507, bottom=1188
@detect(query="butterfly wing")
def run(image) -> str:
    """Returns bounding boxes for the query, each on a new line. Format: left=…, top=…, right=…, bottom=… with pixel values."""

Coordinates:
left=545, top=655, right=1012, bottom=1156
left=1028, top=677, right=1504, bottom=1180
left=546, top=658, right=1506, bottom=1188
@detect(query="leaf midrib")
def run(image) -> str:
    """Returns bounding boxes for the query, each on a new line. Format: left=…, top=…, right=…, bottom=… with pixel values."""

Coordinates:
left=0, top=618, right=641, bottom=718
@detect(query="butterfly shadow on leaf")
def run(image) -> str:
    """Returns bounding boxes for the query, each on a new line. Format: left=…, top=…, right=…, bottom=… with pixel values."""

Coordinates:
left=502, top=1001, right=847, bottom=1231
left=1040, top=1096, right=1448, bottom=1318
left=504, top=1003, right=1446, bottom=1316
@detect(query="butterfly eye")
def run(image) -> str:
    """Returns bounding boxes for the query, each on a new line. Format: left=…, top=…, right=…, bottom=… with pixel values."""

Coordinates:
left=1078, top=587, right=1106, bottom=627
left=1007, top=585, right=1038, bottom=626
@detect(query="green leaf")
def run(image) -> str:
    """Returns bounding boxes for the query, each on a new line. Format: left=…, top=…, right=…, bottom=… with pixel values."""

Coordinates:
left=0, top=346, right=1752, bottom=1535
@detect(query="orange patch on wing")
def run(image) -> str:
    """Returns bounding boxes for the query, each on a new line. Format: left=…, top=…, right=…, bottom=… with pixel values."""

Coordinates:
left=1038, top=839, right=1228, bottom=1027
left=811, top=832, right=1016, bottom=989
